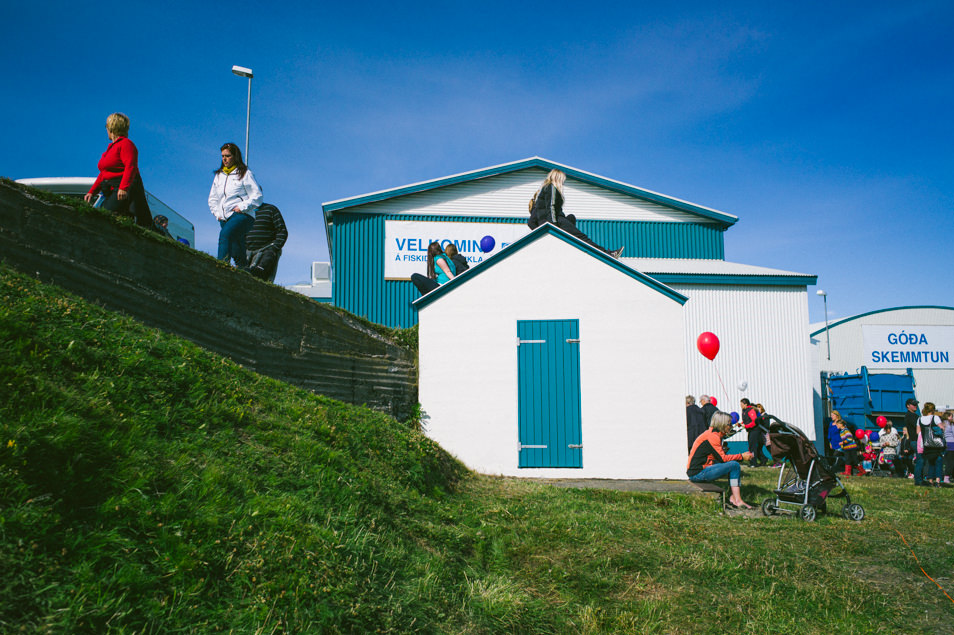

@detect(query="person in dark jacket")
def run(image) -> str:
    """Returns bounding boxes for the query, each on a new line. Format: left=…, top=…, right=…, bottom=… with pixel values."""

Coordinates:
left=902, top=398, right=923, bottom=484
left=741, top=398, right=765, bottom=467
left=152, top=214, right=173, bottom=238
left=444, top=243, right=469, bottom=275
left=245, top=203, right=288, bottom=282
left=700, top=395, right=718, bottom=428
left=528, top=169, right=623, bottom=258
left=686, top=395, right=706, bottom=453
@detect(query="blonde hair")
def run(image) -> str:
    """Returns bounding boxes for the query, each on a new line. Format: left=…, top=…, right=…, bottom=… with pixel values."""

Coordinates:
left=444, top=243, right=459, bottom=258
left=831, top=410, right=842, bottom=422
left=922, top=402, right=936, bottom=416
left=106, top=112, right=130, bottom=137
left=542, top=169, right=565, bottom=192
left=710, top=412, right=732, bottom=434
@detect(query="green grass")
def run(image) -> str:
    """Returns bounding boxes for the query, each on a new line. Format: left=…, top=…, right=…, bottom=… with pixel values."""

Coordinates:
left=1, top=263, right=952, bottom=633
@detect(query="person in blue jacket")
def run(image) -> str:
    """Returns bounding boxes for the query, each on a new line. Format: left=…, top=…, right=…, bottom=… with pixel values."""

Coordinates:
left=828, top=410, right=847, bottom=472
left=411, top=242, right=455, bottom=295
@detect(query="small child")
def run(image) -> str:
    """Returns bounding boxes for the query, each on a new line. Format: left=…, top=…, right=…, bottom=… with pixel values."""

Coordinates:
left=835, top=420, right=864, bottom=476
left=861, top=442, right=876, bottom=474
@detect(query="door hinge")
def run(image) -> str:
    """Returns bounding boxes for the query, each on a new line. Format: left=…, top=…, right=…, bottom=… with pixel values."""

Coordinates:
left=517, top=339, right=546, bottom=346
left=519, top=443, right=548, bottom=450
left=566, top=339, right=580, bottom=344
left=568, top=444, right=583, bottom=449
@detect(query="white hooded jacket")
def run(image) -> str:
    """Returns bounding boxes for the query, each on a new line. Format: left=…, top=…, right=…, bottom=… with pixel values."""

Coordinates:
left=208, top=168, right=263, bottom=221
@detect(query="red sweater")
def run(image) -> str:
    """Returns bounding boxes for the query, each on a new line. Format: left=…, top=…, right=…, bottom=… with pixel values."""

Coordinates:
left=88, top=136, right=139, bottom=194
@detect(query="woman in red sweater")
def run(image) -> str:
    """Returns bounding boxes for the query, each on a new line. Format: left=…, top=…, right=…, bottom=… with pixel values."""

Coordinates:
left=84, top=112, right=152, bottom=227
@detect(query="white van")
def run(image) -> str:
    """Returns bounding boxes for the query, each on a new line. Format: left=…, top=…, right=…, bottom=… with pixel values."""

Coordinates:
left=15, top=177, right=195, bottom=247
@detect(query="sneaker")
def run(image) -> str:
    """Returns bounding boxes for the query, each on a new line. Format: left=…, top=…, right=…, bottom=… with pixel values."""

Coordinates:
left=608, top=247, right=624, bottom=259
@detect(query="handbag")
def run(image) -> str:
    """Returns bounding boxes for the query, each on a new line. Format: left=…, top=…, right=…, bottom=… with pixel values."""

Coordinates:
left=922, top=416, right=945, bottom=449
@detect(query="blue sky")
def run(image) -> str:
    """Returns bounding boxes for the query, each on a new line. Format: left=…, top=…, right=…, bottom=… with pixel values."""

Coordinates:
left=3, top=1, right=952, bottom=324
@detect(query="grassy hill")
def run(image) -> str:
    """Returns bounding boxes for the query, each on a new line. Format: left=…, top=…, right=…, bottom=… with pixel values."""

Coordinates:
left=2, top=264, right=952, bottom=633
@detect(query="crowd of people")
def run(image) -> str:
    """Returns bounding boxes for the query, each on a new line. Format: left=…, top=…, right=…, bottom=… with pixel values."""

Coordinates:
left=686, top=391, right=954, bottom=499
left=828, top=398, right=954, bottom=487
left=84, top=113, right=288, bottom=282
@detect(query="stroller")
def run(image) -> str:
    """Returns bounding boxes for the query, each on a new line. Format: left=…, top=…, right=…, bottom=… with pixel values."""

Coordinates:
left=759, top=416, right=865, bottom=522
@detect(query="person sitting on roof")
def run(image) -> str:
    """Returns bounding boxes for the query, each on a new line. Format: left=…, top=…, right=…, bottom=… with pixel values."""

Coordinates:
left=687, top=412, right=754, bottom=509
left=410, top=242, right=455, bottom=295
left=527, top=169, right=623, bottom=259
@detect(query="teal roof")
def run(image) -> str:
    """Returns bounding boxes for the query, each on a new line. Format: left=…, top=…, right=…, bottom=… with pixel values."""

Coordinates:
left=413, top=223, right=690, bottom=311
left=809, top=306, right=954, bottom=338
left=323, top=157, right=738, bottom=227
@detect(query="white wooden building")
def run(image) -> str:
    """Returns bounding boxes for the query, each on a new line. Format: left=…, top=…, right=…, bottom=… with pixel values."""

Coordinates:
left=416, top=224, right=690, bottom=479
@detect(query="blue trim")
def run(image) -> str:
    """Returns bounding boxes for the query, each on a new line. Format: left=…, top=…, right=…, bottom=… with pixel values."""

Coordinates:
left=809, top=305, right=954, bottom=337
left=324, top=157, right=737, bottom=227
left=413, top=224, right=689, bottom=311
left=649, top=273, right=817, bottom=286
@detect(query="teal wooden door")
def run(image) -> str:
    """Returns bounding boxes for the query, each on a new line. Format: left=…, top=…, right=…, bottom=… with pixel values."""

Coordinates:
left=517, top=319, right=582, bottom=468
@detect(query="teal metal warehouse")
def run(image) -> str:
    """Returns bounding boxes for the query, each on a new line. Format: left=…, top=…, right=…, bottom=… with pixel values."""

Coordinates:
left=321, top=157, right=737, bottom=328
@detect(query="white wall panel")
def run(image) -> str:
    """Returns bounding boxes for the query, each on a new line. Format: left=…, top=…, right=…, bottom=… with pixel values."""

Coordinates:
left=349, top=170, right=711, bottom=223
left=672, top=284, right=816, bottom=440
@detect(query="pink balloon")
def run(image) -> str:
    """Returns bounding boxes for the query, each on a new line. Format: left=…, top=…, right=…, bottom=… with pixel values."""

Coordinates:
left=710, top=397, right=718, bottom=407
left=697, top=332, right=720, bottom=361
left=876, top=416, right=887, bottom=428
left=855, top=429, right=866, bottom=440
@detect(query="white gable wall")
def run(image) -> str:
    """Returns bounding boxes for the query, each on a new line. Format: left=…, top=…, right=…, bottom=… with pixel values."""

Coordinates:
left=346, top=170, right=715, bottom=223
left=419, top=235, right=687, bottom=479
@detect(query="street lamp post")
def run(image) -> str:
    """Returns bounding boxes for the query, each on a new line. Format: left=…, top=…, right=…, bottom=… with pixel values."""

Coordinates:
left=231, top=65, right=253, bottom=163
left=817, top=289, right=830, bottom=360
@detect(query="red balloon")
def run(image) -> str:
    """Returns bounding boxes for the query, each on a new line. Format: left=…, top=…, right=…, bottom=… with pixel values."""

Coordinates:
left=855, top=429, right=866, bottom=440
left=710, top=397, right=718, bottom=407
left=876, top=416, right=887, bottom=428
left=697, top=332, right=720, bottom=361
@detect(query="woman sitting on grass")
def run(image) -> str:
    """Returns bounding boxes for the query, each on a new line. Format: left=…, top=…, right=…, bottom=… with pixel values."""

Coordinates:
left=687, top=412, right=754, bottom=509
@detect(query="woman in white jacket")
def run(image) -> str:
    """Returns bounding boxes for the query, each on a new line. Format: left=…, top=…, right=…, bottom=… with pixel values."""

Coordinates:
left=208, top=142, right=262, bottom=267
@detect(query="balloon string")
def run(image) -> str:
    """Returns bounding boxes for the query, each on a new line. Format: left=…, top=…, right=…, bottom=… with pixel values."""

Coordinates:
left=713, top=364, right=730, bottom=406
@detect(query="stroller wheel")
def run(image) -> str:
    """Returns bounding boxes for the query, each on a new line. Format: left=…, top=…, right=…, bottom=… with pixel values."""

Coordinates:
left=841, top=503, right=865, bottom=522
left=799, top=504, right=817, bottom=522
left=760, top=498, right=777, bottom=516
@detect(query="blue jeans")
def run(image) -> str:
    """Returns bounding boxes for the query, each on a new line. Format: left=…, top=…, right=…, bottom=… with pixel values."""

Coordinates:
left=689, top=461, right=742, bottom=487
left=914, top=453, right=924, bottom=484
left=218, top=213, right=254, bottom=266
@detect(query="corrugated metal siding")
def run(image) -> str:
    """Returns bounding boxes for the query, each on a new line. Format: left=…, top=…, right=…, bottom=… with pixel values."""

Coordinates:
left=347, top=169, right=719, bottom=224
left=674, top=284, right=816, bottom=440
left=579, top=220, right=724, bottom=259
left=334, top=212, right=723, bottom=327
left=333, top=213, right=526, bottom=327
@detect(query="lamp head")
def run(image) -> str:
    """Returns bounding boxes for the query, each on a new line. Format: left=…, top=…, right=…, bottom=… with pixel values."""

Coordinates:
left=231, top=65, right=253, bottom=78
left=816, top=290, right=827, bottom=297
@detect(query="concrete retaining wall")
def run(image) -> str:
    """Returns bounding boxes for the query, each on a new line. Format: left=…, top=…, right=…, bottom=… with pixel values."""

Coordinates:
left=0, top=180, right=417, bottom=421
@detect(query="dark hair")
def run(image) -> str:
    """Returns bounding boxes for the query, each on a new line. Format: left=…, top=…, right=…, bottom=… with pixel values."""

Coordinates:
left=216, top=142, right=247, bottom=179
left=426, top=242, right=444, bottom=279
left=741, top=398, right=751, bottom=407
